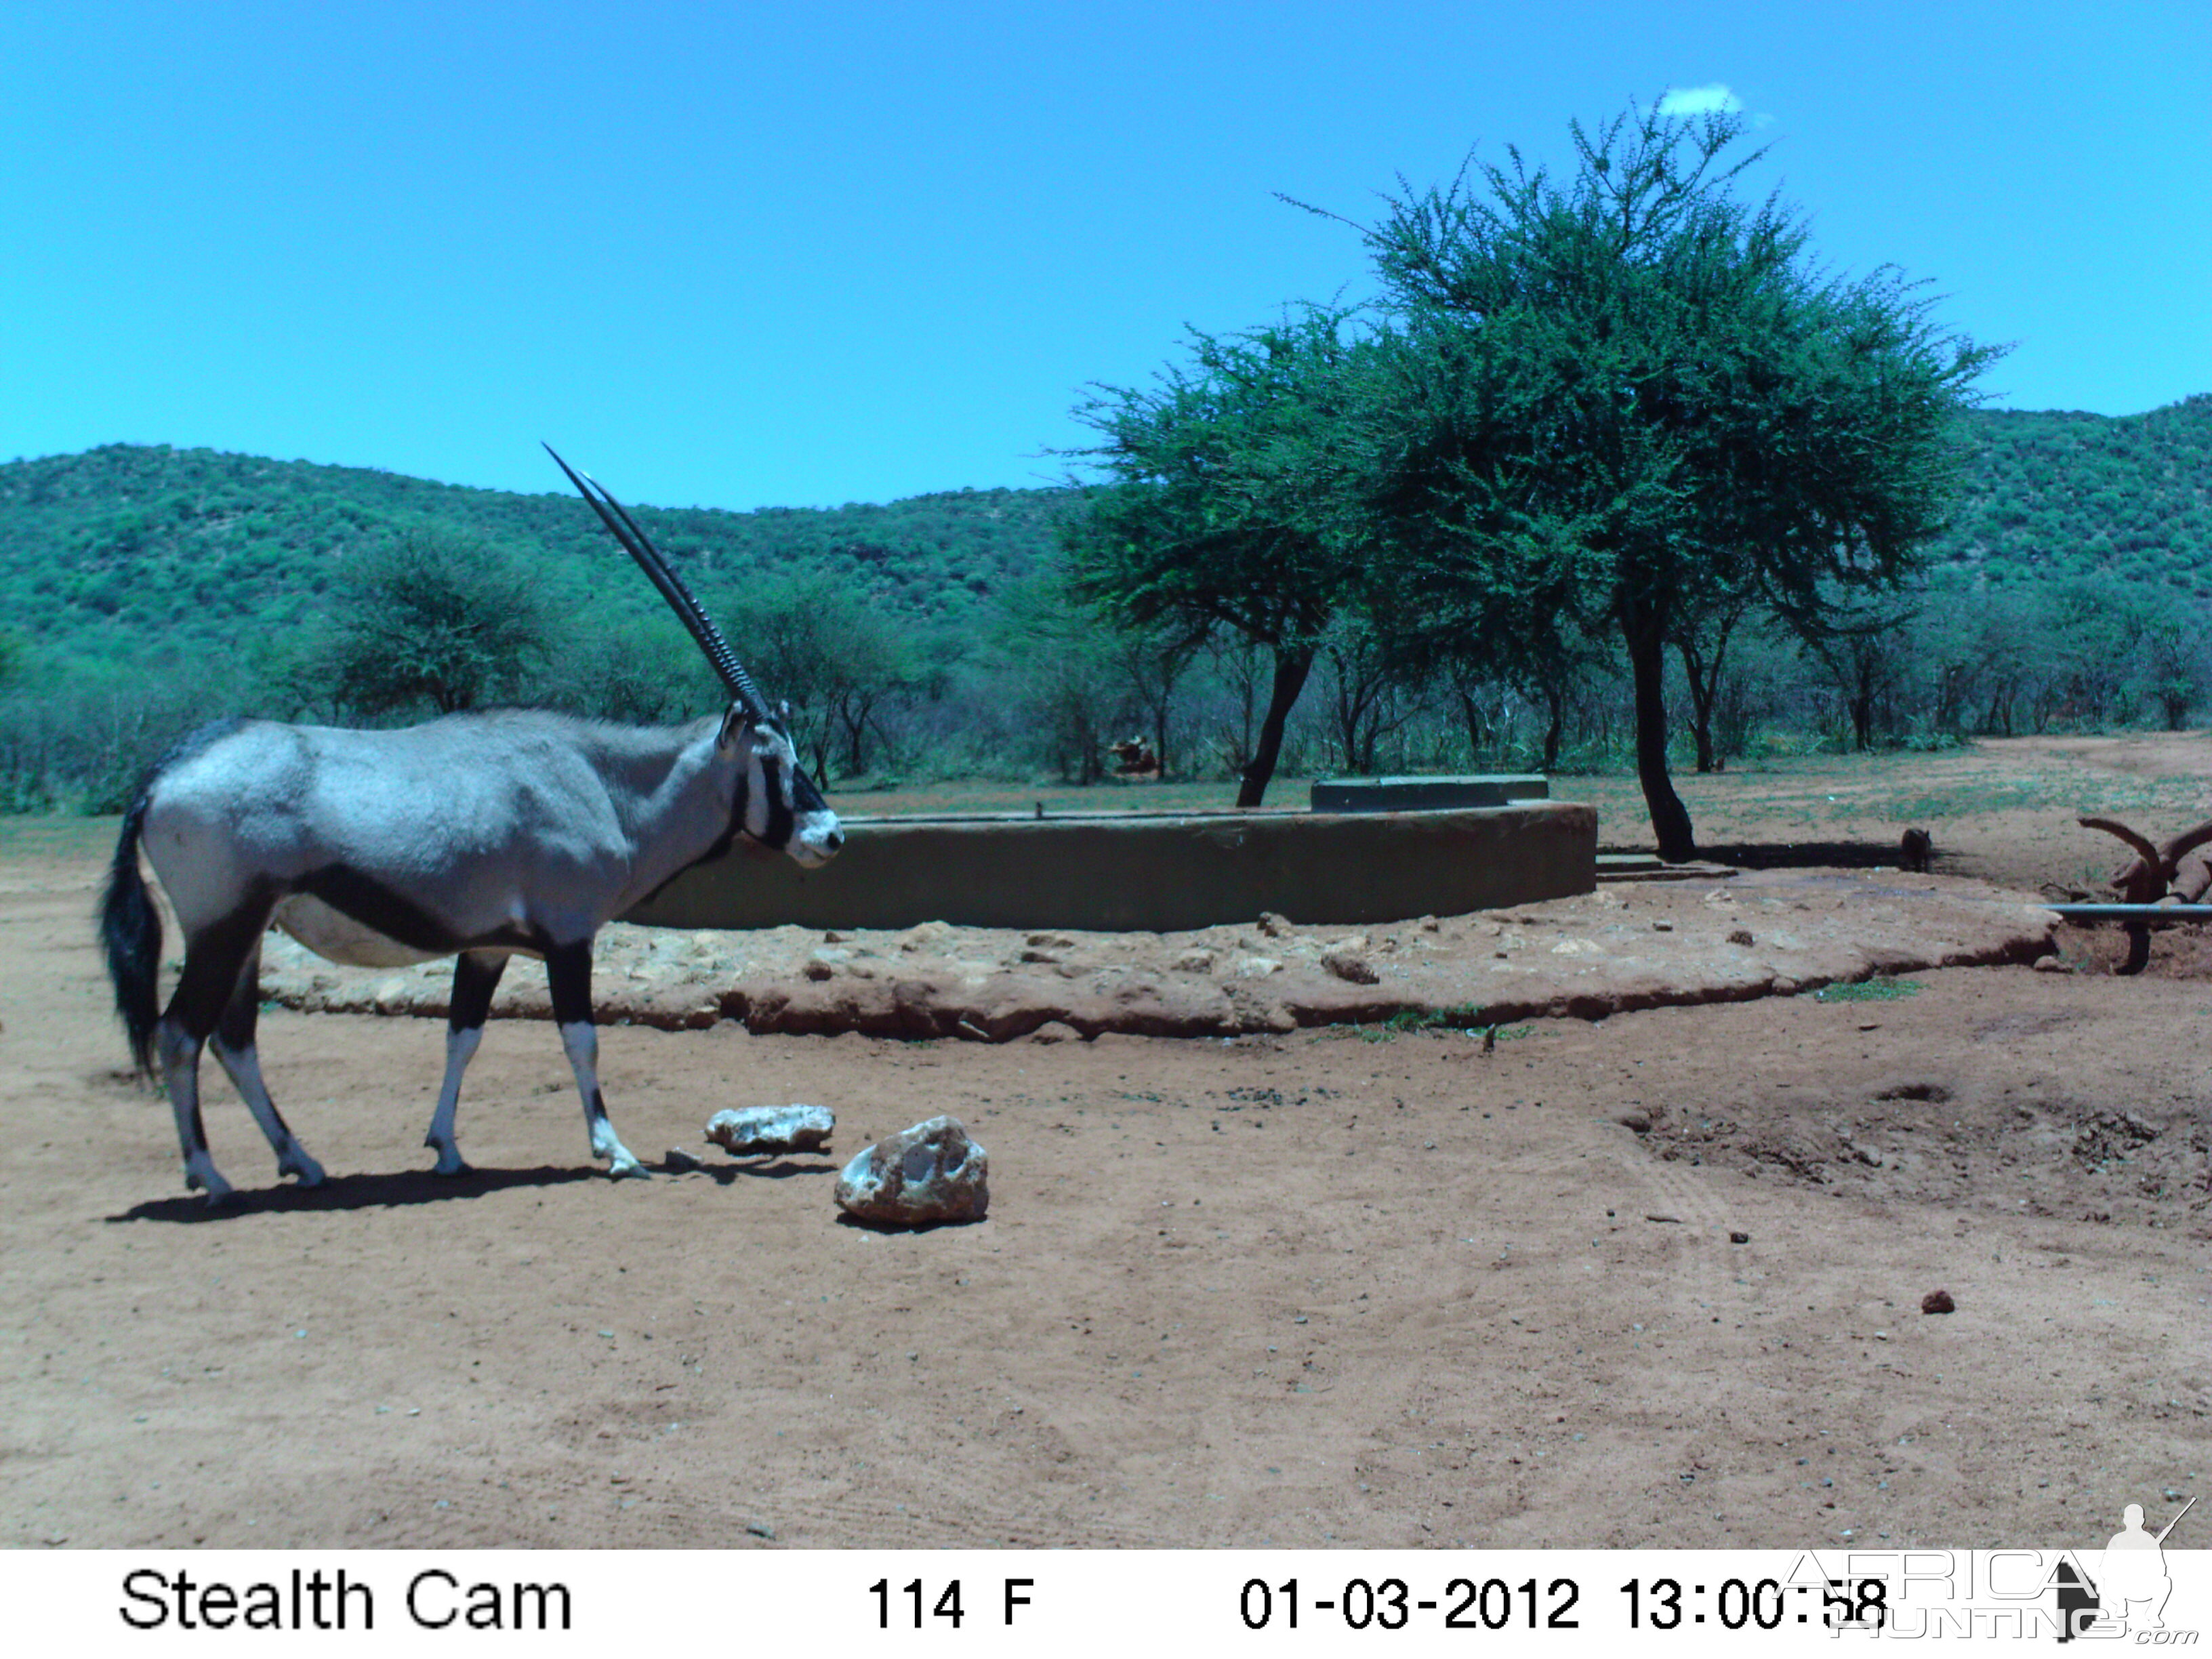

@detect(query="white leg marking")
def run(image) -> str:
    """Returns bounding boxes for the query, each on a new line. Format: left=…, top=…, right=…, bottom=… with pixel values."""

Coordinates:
left=558, top=1019, right=645, bottom=1179
left=211, top=1036, right=325, bottom=1186
left=425, top=1025, right=483, bottom=1175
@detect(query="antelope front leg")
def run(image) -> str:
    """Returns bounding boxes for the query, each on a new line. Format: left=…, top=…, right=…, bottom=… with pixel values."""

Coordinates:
left=546, top=939, right=646, bottom=1179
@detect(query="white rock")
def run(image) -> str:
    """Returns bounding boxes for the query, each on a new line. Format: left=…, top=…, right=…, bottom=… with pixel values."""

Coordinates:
left=705, top=1105, right=836, bottom=1155
left=835, top=1116, right=989, bottom=1226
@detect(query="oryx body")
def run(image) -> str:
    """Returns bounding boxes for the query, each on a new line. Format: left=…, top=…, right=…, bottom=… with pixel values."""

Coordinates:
left=100, top=449, right=841, bottom=1200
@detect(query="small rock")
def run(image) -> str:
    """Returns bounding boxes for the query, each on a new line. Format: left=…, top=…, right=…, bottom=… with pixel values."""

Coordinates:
left=803, top=959, right=834, bottom=981
left=2033, top=956, right=2071, bottom=974
left=745, top=1521, right=775, bottom=1540
left=1418, top=915, right=1440, bottom=933
left=1172, top=949, right=1215, bottom=974
left=706, top=1105, right=836, bottom=1155
left=836, top=1116, right=989, bottom=1226
left=899, top=920, right=955, bottom=951
left=1019, top=948, right=1061, bottom=964
left=663, top=1147, right=703, bottom=1172
left=1258, top=912, right=1294, bottom=939
left=1026, top=932, right=1076, bottom=949
left=1729, top=1230, right=1750, bottom=1244
left=1727, top=928, right=1755, bottom=947
left=1321, top=947, right=1378, bottom=985
left=1921, top=1288, right=1956, bottom=1315
left=1234, top=956, right=1282, bottom=979
left=1028, top=1021, right=1084, bottom=1044
left=1652, top=919, right=1674, bottom=932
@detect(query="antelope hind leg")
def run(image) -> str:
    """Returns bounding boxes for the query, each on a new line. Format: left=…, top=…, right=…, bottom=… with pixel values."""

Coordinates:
left=157, top=906, right=279, bottom=1202
left=208, top=943, right=325, bottom=1185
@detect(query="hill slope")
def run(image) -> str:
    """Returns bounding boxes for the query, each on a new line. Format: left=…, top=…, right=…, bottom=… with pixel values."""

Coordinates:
left=1, top=395, right=2207, bottom=671
left=0, top=445, right=1071, bottom=670
left=1933, top=395, right=2212, bottom=593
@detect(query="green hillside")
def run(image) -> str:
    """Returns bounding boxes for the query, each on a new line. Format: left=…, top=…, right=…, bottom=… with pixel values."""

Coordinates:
left=4, top=396, right=2208, bottom=675
left=0, top=443, right=1073, bottom=672
left=1932, top=394, right=2212, bottom=593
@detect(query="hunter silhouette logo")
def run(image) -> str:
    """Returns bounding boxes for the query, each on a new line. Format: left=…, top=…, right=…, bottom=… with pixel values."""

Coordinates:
left=2060, top=1494, right=2196, bottom=1641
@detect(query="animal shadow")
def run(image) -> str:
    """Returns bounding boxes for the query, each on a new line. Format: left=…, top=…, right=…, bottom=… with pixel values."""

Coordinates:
left=107, top=1164, right=602, bottom=1223
left=680, top=1155, right=836, bottom=1185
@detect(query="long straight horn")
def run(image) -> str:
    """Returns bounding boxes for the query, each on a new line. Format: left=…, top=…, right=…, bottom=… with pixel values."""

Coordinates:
left=544, top=444, right=774, bottom=722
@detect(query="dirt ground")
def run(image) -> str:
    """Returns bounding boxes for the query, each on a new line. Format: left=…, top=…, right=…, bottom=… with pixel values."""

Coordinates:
left=3, top=735, right=2207, bottom=1551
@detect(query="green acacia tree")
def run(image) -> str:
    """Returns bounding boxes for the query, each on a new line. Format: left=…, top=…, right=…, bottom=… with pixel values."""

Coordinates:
left=1352, top=104, right=2001, bottom=857
left=1061, top=305, right=1375, bottom=806
left=321, top=530, right=550, bottom=717
left=722, top=570, right=923, bottom=780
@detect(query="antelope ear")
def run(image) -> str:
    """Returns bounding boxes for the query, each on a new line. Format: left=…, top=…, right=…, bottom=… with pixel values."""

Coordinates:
left=717, top=706, right=752, bottom=751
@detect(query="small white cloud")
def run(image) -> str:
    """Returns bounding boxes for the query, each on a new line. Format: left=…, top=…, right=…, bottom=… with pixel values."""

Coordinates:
left=1658, top=83, right=1744, bottom=117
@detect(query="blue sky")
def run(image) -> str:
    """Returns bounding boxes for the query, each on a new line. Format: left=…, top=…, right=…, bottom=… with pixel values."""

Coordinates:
left=3, top=1, right=2205, bottom=512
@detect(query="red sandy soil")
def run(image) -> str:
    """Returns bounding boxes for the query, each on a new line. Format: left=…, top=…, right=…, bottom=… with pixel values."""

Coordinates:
left=1, top=737, right=2206, bottom=1551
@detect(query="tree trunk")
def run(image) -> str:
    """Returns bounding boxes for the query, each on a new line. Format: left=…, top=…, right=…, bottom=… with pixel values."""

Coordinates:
left=1237, top=647, right=1313, bottom=808
left=1623, top=605, right=1696, bottom=860
left=1454, top=685, right=1488, bottom=766
left=1675, top=636, right=1721, bottom=773
left=838, top=691, right=875, bottom=776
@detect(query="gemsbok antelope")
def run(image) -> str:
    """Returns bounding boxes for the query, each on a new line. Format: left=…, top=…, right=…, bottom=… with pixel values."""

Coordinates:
left=100, top=447, right=841, bottom=1200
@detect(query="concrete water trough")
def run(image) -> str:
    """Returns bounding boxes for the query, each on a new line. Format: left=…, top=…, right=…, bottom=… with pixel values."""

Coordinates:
left=623, top=797, right=1597, bottom=933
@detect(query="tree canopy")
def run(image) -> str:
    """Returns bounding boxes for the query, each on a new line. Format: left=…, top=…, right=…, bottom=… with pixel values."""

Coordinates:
left=1061, top=305, right=1378, bottom=804
left=1353, top=103, right=2003, bottom=856
left=721, top=569, right=926, bottom=780
left=316, top=531, right=551, bottom=716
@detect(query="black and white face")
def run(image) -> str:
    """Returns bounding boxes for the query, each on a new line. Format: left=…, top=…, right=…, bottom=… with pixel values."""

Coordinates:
left=726, top=708, right=842, bottom=867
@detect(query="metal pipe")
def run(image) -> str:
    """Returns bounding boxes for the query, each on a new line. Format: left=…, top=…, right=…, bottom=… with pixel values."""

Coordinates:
left=2043, top=903, right=2212, bottom=921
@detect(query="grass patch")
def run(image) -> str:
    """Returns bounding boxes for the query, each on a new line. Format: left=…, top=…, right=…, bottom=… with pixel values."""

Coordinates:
left=0, top=813, right=117, bottom=862
left=1322, top=1010, right=1534, bottom=1043
left=1808, top=976, right=1923, bottom=1003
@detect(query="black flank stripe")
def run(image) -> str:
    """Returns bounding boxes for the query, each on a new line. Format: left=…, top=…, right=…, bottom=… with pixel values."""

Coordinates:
left=297, top=864, right=542, bottom=956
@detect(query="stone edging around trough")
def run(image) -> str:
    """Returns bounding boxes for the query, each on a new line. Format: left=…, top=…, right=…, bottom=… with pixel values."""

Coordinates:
left=255, top=870, right=2060, bottom=1042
